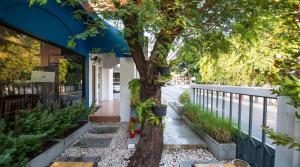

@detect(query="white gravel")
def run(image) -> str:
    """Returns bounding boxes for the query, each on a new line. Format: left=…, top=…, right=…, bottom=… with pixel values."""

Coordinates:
left=160, top=148, right=216, bottom=167
left=57, top=122, right=215, bottom=167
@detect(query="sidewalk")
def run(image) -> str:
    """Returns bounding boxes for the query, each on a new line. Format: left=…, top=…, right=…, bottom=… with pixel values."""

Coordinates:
left=163, top=106, right=207, bottom=149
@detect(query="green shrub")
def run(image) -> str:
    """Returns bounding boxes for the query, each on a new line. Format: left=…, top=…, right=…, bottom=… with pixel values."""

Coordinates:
left=0, top=119, right=45, bottom=167
left=179, top=90, right=190, bottom=105
left=182, top=102, right=237, bottom=143
left=0, top=102, right=89, bottom=167
left=15, top=102, right=88, bottom=138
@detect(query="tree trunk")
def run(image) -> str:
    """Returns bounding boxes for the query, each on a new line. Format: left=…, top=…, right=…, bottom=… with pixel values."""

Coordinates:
left=128, top=80, right=163, bottom=167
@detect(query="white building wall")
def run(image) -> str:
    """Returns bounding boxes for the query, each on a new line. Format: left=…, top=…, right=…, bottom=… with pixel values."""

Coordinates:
left=88, top=53, right=119, bottom=105
left=88, top=56, right=101, bottom=106
left=88, top=56, right=93, bottom=107
left=120, top=57, right=136, bottom=122
left=101, top=68, right=113, bottom=101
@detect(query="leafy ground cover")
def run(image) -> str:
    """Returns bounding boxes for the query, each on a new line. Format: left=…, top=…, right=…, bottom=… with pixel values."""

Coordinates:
left=0, top=103, right=90, bottom=167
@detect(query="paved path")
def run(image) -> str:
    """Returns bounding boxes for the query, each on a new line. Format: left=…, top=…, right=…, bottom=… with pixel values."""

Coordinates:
left=163, top=89, right=207, bottom=149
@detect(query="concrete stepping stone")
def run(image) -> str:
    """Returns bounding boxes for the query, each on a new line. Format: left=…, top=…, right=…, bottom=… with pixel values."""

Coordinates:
left=74, top=138, right=112, bottom=148
left=50, top=161, right=96, bottom=167
left=88, top=127, right=118, bottom=134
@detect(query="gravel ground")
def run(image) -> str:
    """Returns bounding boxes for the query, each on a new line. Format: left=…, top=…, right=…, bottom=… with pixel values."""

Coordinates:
left=57, top=122, right=215, bottom=167
left=160, top=148, right=216, bottom=167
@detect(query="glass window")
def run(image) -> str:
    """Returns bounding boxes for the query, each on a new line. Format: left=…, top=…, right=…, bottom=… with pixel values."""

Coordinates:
left=0, top=25, right=84, bottom=117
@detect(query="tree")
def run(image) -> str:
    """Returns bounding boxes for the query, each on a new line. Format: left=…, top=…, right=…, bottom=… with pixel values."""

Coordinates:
left=0, top=26, right=40, bottom=84
left=29, top=0, right=299, bottom=166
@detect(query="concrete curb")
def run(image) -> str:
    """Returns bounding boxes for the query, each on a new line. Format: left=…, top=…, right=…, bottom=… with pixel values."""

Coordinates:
left=168, top=102, right=183, bottom=114
left=27, top=122, right=91, bottom=167
left=182, top=116, right=236, bottom=160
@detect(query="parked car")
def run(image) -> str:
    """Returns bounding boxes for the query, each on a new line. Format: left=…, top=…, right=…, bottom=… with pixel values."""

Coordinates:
left=113, top=83, right=120, bottom=93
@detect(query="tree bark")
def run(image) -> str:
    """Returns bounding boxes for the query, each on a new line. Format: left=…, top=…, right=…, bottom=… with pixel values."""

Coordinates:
left=121, top=1, right=183, bottom=165
left=128, top=122, right=163, bottom=167
left=128, top=79, right=163, bottom=167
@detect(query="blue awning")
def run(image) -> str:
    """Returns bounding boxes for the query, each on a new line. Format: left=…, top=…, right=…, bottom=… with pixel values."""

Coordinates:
left=0, top=0, right=129, bottom=57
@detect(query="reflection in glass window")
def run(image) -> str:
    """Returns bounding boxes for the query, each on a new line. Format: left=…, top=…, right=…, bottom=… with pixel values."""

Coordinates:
left=0, top=25, right=84, bottom=118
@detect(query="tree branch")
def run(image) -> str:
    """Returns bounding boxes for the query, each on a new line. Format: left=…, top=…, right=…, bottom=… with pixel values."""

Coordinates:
left=122, top=7, right=147, bottom=77
left=198, top=0, right=214, bottom=13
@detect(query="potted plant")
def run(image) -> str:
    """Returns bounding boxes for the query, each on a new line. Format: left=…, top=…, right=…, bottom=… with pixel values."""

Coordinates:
left=130, top=127, right=136, bottom=138
left=135, top=99, right=155, bottom=122
left=181, top=102, right=237, bottom=160
left=152, top=104, right=167, bottom=117
left=232, top=159, right=250, bottom=167
left=155, top=56, right=170, bottom=76
left=155, top=75, right=172, bottom=86
left=128, top=79, right=141, bottom=118
left=159, top=66, right=170, bottom=76
left=129, top=118, right=136, bottom=138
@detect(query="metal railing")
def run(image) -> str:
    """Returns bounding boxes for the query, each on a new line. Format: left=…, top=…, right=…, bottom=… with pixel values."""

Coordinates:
left=189, top=84, right=277, bottom=167
left=0, top=83, right=82, bottom=118
left=0, top=83, right=82, bottom=97
left=0, top=94, right=39, bottom=118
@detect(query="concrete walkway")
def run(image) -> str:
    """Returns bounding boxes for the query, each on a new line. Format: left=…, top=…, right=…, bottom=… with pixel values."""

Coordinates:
left=163, top=105, right=207, bottom=149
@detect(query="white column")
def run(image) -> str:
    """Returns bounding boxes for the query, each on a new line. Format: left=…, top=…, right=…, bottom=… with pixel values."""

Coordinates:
left=95, top=65, right=99, bottom=104
left=120, top=57, right=136, bottom=122
left=101, top=68, right=113, bottom=101
left=275, top=96, right=300, bottom=167
left=88, top=56, right=93, bottom=107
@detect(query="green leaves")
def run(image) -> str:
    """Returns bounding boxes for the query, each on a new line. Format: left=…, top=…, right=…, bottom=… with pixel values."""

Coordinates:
left=136, top=99, right=156, bottom=123
left=179, top=90, right=189, bottom=105
left=146, top=113, right=161, bottom=126
left=0, top=103, right=89, bottom=167
left=128, top=79, right=141, bottom=106
left=263, top=126, right=300, bottom=150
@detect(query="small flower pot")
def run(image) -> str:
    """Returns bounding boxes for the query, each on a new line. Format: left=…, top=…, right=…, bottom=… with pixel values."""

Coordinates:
left=159, top=67, right=170, bottom=76
left=130, top=131, right=136, bottom=138
left=134, top=123, right=141, bottom=134
left=135, top=128, right=141, bottom=134
left=153, top=105, right=167, bottom=117
left=232, top=159, right=250, bottom=167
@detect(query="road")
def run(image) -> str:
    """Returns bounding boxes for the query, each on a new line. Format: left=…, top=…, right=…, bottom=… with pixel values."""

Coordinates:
left=162, top=85, right=277, bottom=145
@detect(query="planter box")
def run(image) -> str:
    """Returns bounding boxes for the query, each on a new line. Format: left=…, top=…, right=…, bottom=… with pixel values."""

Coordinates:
left=27, top=140, right=64, bottom=167
left=64, top=122, right=91, bottom=149
left=27, top=122, right=91, bottom=167
left=182, top=116, right=236, bottom=160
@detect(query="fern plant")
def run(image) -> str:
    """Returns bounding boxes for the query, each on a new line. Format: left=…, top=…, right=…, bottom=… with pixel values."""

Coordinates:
left=128, top=79, right=141, bottom=107
left=136, top=99, right=156, bottom=123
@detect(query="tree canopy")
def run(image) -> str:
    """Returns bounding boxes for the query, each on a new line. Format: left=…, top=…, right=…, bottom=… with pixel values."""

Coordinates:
left=29, top=0, right=300, bottom=164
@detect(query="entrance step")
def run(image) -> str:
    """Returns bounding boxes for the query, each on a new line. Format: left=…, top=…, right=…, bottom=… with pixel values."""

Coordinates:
left=50, top=161, right=96, bottom=167
left=88, top=126, right=118, bottom=134
left=89, top=115, right=120, bottom=122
